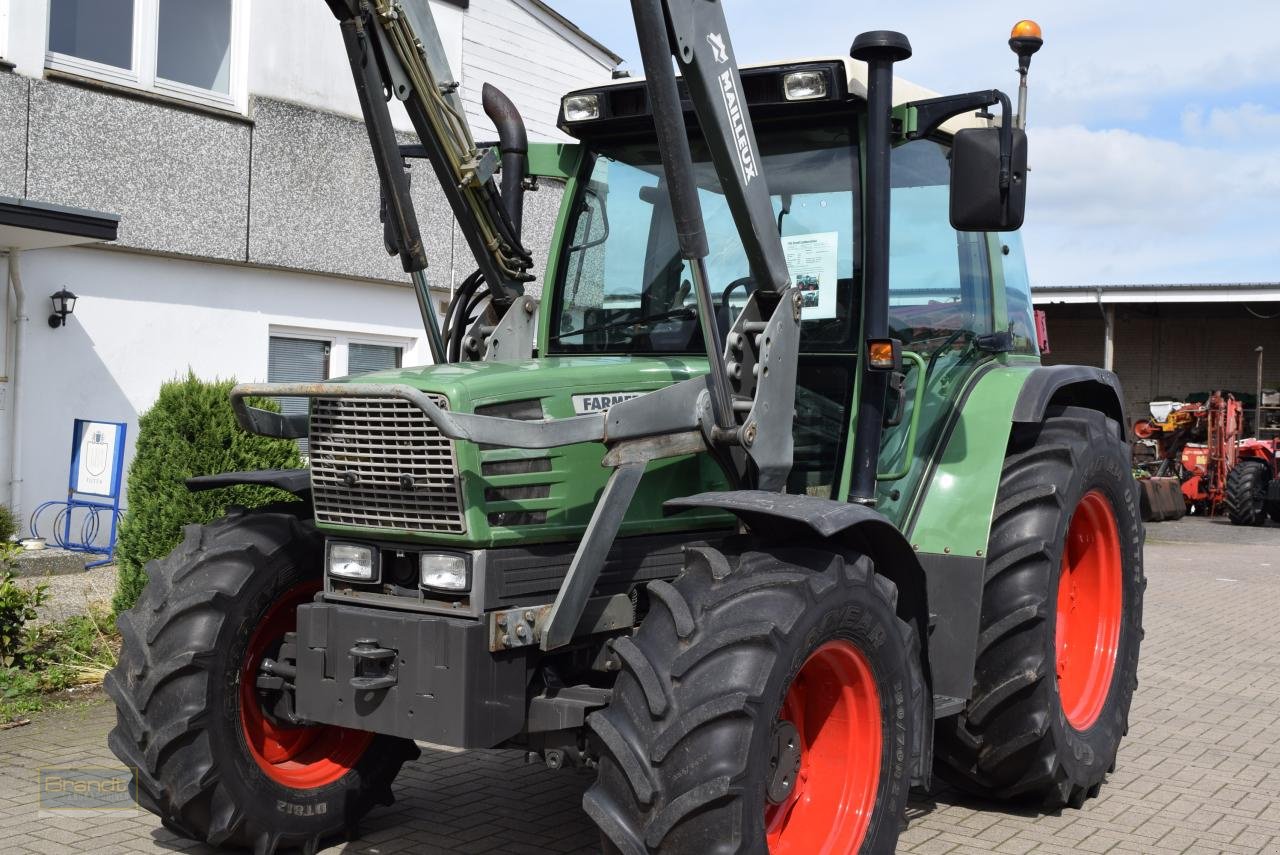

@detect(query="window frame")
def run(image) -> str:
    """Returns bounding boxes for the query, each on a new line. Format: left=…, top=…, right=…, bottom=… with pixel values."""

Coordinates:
left=268, top=326, right=415, bottom=380
left=45, top=0, right=250, bottom=114
left=549, top=118, right=864, bottom=357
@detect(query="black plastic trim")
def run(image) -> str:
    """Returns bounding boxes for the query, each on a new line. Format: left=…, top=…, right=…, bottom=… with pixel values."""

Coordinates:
left=185, top=469, right=310, bottom=497
left=1012, top=365, right=1126, bottom=438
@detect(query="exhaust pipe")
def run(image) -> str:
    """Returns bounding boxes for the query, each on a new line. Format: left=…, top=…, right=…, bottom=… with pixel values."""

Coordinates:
left=482, top=83, right=528, bottom=239
left=848, top=31, right=912, bottom=504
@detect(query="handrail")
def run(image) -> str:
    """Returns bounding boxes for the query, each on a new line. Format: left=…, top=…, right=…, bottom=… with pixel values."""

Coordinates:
left=877, top=350, right=927, bottom=481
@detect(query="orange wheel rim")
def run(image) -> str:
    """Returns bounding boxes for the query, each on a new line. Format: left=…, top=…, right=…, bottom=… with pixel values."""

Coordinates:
left=766, top=640, right=881, bottom=854
left=1056, top=490, right=1123, bottom=730
left=239, top=582, right=373, bottom=788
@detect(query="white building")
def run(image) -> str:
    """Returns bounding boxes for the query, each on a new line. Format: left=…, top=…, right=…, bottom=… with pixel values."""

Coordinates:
left=0, top=0, right=618, bottom=540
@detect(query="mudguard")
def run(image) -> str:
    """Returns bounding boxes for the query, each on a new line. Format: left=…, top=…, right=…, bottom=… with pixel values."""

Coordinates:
left=185, top=469, right=310, bottom=499
left=1012, top=364, right=1126, bottom=439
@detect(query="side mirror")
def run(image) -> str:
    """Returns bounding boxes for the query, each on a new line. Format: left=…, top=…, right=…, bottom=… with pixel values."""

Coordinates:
left=950, top=126, right=1027, bottom=232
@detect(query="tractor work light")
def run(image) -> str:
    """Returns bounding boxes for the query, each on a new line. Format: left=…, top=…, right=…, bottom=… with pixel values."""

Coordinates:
left=420, top=553, right=469, bottom=592
left=327, top=542, right=377, bottom=582
left=562, top=93, right=600, bottom=122
left=782, top=70, right=829, bottom=101
left=867, top=338, right=902, bottom=371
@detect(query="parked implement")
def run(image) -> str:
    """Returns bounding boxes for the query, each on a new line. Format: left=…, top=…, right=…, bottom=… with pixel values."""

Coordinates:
left=107, top=3, right=1144, bottom=853
left=1133, top=391, right=1280, bottom=523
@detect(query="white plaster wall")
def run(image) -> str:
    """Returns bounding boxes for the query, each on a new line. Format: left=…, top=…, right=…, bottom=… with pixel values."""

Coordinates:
left=249, top=0, right=613, bottom=140
left=8, top=246, right=433, bottom=536
left=459, top=0, right=616, bottom=142
left=3, top=0, right=51, bottom=78
left=248, top=0, right=465, bottom=133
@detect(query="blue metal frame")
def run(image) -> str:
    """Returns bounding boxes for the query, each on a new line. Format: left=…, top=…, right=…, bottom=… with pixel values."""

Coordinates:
left=31, top=420, right=127, bottom=568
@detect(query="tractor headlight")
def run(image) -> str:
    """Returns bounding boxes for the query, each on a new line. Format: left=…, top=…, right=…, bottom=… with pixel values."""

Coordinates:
left=563, top=93, right=600, bottom=121
left=420, top=553, right=469, bottom=592
left=327, top=542, right=377, bottom=582
left=783, top=70, right=829, bottom=101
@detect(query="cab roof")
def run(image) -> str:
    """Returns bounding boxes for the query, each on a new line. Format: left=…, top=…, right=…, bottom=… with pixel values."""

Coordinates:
left=559, top=56, right=991, bottom=138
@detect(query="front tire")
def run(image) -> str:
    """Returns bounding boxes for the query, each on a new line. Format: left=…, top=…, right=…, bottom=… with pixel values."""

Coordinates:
left=936, top=406, right=1145, bottom=808
left=1225, top=459, right=1269, bottom=526
left=585, top=541, right=922, bottom=854
left=106, top=510, right=418, bottom=853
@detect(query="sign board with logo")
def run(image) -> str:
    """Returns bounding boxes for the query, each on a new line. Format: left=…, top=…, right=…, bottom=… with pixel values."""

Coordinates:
left=70, top=420, right=127, bottom=498
left=30, top=419, right=129, bottom=568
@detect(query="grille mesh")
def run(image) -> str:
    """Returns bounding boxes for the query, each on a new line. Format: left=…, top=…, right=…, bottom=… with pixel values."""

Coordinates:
left=309, top=396, right=465, bottom=533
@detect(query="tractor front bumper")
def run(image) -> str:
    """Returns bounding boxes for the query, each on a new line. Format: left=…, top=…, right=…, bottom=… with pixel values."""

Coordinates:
left=292, top=601, right=527, bottom=748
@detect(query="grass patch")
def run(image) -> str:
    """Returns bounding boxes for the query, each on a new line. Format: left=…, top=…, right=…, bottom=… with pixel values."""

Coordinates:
left=0, top=574, right=119, bottom=723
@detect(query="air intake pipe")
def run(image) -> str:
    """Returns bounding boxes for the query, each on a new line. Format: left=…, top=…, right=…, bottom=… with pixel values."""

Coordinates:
left=482, top=83, right=528, bottom=239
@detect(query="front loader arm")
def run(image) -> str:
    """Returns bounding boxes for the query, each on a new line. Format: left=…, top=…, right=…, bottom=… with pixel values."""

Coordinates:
left=628, top=0, right=799, bottom=491
left=325, top=0, right=531, bottom=308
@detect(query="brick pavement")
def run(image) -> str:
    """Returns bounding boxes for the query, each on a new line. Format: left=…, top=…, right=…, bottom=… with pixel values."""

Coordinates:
left=1, top=517, right=1277, bottom=854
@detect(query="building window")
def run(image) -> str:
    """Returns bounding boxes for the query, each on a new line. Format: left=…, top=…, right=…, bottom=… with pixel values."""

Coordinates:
left=268, top=330, right=413, bottom=450
left=348, top=342, right=403, bottom=376
left=268, top=335, right=331, bottom=453
left=46, top=0, right=248, bottom=112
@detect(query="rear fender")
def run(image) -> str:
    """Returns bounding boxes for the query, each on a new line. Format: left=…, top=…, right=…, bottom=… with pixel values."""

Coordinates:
left=1012, top=364, right=1126, bottom=440
left=665, top=490, right=933, bottom=785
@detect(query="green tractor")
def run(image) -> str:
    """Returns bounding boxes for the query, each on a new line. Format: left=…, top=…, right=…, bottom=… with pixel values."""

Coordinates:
left=106, top=2, right=1144, bottom=852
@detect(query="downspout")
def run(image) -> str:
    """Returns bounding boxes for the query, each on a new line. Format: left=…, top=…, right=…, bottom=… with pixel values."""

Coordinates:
left=8, top=248, right=25, bottom=525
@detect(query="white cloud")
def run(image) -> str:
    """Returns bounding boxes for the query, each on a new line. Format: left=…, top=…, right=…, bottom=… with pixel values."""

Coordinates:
left=1182, top=103, right=1280, bottom=142
left=545, top=0, right=1280, bottom=285
left=1025, top=124, right=1280, bottom=284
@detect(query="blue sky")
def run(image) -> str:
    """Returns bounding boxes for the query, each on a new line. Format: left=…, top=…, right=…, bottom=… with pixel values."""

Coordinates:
left=543, top=0, right=1280, bottom=286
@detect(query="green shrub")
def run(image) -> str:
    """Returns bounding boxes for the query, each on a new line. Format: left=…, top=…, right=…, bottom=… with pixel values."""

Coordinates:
left=0, top=505, right=18, bottom=542
left=0, top=570, right=46, bottom=668
left=112, top=372, right=302, bottom=614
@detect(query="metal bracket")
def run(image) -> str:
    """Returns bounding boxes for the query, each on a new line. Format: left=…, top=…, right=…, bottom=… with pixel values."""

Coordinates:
left=724, top=287, right=803, bottom=490
left=540, top=462, right=646, bottom=650
left=490, top=593, right=635, bottom=652
left=481, top=294, right=539, bottom=361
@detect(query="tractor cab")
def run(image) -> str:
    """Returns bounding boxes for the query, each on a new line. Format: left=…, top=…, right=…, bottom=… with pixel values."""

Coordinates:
left=549, top=58, right=1040, bottom=509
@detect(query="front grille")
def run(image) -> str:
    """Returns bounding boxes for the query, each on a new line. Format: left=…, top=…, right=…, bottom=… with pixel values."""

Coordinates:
left=309, top=396, right=465, bottom=534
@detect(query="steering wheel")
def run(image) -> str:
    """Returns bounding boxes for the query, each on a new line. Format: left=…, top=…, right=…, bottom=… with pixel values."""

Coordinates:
left=720, top=276, right=756, bottom=315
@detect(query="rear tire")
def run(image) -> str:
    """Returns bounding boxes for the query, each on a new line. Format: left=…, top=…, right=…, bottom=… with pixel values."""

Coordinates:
left=935, top=406, right=1145, bottom=809
left=1225, top=459, right=1269, bottom=526
left=106, top=510, right=418, bottom=853
left=584, top=541, right=922, bottom=854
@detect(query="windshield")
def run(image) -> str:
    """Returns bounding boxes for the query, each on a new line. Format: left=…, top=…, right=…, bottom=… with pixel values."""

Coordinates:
left=551, top=122, right=861, bottom=354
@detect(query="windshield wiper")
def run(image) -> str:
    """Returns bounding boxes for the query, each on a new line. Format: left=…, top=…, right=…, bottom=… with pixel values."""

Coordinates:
left=551, top=306, right=696, bottom=342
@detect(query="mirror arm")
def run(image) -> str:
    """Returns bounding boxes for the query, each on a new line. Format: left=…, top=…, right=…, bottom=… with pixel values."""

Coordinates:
left=907, top=89, right=1014, bottom=187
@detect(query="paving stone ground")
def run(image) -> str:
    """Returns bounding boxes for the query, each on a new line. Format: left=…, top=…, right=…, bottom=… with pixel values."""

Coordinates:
left=1, top=516, right=1278, bottom=854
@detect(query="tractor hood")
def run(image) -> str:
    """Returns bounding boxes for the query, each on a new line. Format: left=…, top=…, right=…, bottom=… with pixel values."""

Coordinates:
left=337, top=354, right=712, bottom=417
left=317, top=354, right=729, bottom=548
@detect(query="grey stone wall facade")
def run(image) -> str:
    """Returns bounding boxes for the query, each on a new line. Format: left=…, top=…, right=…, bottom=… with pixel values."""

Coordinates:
left=0, top=72, right=29, bottom=198
left=0, top=70, right=566, bottom=292
left=27, top=79, right=251, bottom=260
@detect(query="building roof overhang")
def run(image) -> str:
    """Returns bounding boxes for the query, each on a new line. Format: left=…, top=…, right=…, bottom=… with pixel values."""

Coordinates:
left=1033, top=283, right=1280, bottom=305
left=0, top=196, right=119, bottom=251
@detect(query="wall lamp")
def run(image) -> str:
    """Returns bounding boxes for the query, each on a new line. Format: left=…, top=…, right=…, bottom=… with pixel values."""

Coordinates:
left=48, top=288, right=76, bottom=328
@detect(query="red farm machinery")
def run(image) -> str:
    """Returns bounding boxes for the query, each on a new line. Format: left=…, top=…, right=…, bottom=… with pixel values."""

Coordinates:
left=1133, top=391, right=1280, bottom=524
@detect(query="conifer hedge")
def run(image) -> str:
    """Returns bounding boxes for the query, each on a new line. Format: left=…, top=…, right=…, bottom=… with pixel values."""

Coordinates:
left=112, top=373, right=302, bottom=613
